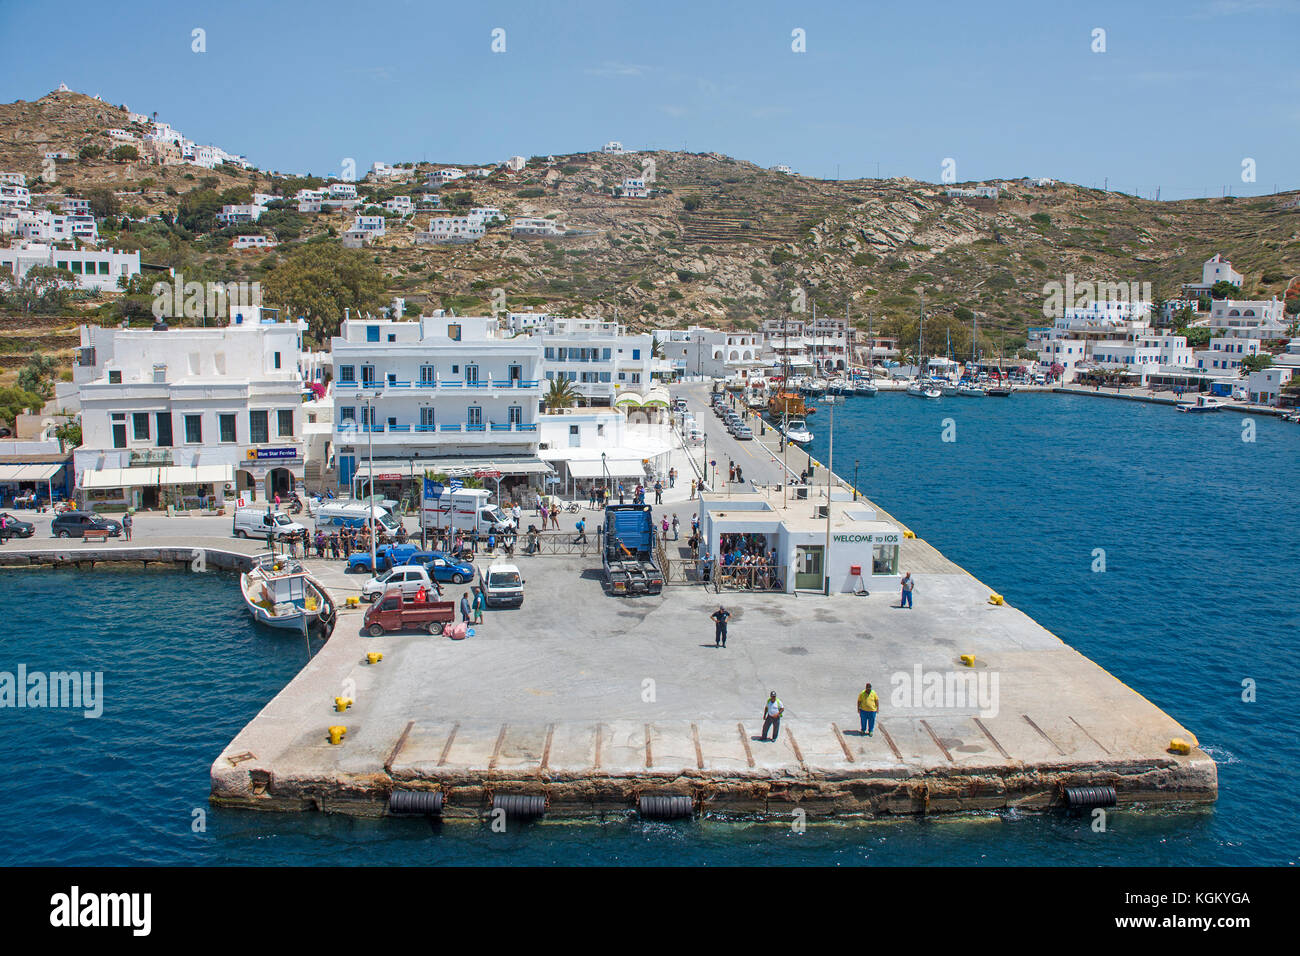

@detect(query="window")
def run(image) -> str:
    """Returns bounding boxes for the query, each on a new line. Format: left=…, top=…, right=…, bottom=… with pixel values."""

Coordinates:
left=132, top=413, right=150, bottom=441
left=155, top=412, right=173, bottom=447
left=250, top=410, right=269, bottom=444
left=632, top=349, right=640, bottom=360
left=366, top=325, right=380, bottom=342
left=108, top=369, right=122, bottom=384
left=447, top=324, right=461, bottom=341
left=98, top=262, right=109, bottom=275
left=273, top=351, right=281, bottom=369
left=419, top=364, right=435, bottom=386
left=361, top=365, right=375, bottom=387
left=278, top=409, right=294, bottom=437
left=338, top=365, right=356, bottom=384
left=339, top=406, right=356, bottom=425
left=184, top=414, right=202, bottom=444
left=219, top=413, right=237, bottom=443
left=508, top=405, right=522, bottom=425
left=468, top=406, right=482, bottom=426
left=465, top=364, right=479, bottom=384
left=420, top=407, right=435, bottom=431
left=111, top=413, right=126, bottom=449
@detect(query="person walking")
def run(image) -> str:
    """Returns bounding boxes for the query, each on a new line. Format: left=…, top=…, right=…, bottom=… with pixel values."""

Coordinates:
left=710, top=605, right=730, bottom=648
left=760, top=691, right=784, bottom=742
left=661, top=515, right=669, bottom=540
left=668, top=467, right=676, bottom=489
left=671, top=514, right=679, bottom=540
left=122, top=510, right=133, bottom=542
left=472, top=586, right=485, bottom=625
left=690, top=478, right=697, bottom=500
left=857, top=682, right=879, bottom=736
left=654, top=479, right=663, bottom=505
left=574, top=516, right=587, bottom=544
left=900, top=572, right=914, bottom=609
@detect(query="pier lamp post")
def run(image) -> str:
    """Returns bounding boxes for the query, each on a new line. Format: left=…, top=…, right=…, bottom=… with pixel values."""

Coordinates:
left=356, top=389, right=376, bottom=576
left=702, top=433, right=708, bottom=491
left=853, top=460, right=859, bottom=502
left=822, top=394, right=841, bottom=596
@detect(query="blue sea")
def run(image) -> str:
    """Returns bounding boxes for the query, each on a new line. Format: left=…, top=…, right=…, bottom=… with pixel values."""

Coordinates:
left=1, top=393, right=1296, bottom=866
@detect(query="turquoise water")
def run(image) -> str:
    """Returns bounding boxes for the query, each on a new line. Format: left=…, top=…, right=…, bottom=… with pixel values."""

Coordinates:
left=1, top=393, right=1296, bottom=865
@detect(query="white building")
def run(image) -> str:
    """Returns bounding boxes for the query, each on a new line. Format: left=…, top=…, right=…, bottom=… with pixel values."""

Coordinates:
left=105, top=129, right=136, bottom=142
left=1246, top=366, right=1292, bottom=405
left=329, top=313, right=547, bottom=494
left=0, top=183, right=31, bottom=209
left=352, top=215, right=386, bottom=236
left=10, top=209, right=99, bottom=244
left=468, top=206, right=502, bottom=224
left=0, top=243, right=139, bottom=292
left=945, top=185, right=999, bottom=200
left=663, top=327, right=766, bottom=379
left=770, top=164, right=793, bottom=174
left=602, top=142, right=626, bottom=154
left=511, top=217, right=566, bottom=237
left=534, top=317, right=659, bottom=406
left=504, top=156, right=527, bottom=172
left=328, top=182, right=358, bottom=200
left=432, top=168, right=465, bottom=183
left=616, top=177, right=650, bottom=198
left=413, top=216, right=485, bottom=244
left=382, top=195, right=414, bottom=216
left=1182, top=254, right=1244, bottom=300
left=73, top=315, right=314, bottom=508
left=216, top=203, right=263, bottom=225
left=370, top=162, right=410, bottom=181
left=231, top=234, right=277, bottom=250
left=1208, top=298, right=1287, bottom=337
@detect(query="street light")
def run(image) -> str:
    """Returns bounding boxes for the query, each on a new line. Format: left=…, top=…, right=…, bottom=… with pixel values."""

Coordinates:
left=702, top=433, right=708, bottom=491
left=356, top=389, right=376, bottom=576
left=822, top=394, right=841, bottom=596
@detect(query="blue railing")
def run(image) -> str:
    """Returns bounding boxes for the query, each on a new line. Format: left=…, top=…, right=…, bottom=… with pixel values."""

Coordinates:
left=466, top=380, right=487, bottom=388
left=515, top=422, right=538, bottom=431
left=466, top=422, right=486, bottom=432
left=415, top=423, right=437, bottom=432
left=489, top=423, right=512, bottom=431
left=440, top=423, right=461, bottom=432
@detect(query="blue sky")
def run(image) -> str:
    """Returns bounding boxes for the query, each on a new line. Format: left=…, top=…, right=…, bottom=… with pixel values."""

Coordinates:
left=3, top=0, right=1297, bottom=198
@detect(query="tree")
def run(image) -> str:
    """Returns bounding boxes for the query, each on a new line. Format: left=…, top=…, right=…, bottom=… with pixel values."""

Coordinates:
left=78, top=144, right=104, bottom=161
left=17, top=354, right=57, bottom=399
left=543, top=377, right=579, bottom=411
left=682, top=195, right=703, bottom=211
left=0, top=267, right=76, bottom=314
left=1210, top=280, right=1240, bottom=300
left=108, top=144, right=139, bottom=162
left=261, top=243, right=387, bottom=344
left=1241, top=354, right=1273, bottom=374
left=86, top=187, right=120, bottom=219
left=55, top=420, right=82, bottom=451
left=0, top=385, right=44, bottom=426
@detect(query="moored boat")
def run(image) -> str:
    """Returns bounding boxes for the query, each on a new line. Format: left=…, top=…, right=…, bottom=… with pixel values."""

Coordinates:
left=782, top=417, right=814, bottom=443
left=1176, top=395, right=1225, bottom=413
left=240, top=555, right=335, bottom=631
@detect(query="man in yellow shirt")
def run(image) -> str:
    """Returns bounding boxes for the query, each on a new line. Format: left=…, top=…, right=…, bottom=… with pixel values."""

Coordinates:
left=857, top=682, right=879, bottom=736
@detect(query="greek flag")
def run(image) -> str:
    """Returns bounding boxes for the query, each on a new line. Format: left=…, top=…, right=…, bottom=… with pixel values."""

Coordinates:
left=449, top=478, right=464, bottom=491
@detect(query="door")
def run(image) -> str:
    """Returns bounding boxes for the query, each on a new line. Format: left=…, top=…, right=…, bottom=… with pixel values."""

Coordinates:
left=794, top=545, right=823, bottom=591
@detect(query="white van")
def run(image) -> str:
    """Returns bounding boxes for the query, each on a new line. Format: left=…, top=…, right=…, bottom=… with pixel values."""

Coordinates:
left=422, top=488, right=515, bottom=536
left=479, top=562, right=524, bottom=608
left=232, top=507, right=307, bottom=540
left=315, top=501, right=400, bottom=534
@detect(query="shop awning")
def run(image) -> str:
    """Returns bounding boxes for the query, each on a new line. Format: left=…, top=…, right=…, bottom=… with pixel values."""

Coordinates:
left=158, top=464, right=234, bottom=485
left=402, top=456, right=554, bottom=477
left=567, top=458, right=646, bottom=479
left=0, top=463, right=64, bottom=482
left=80, top=464, right=234, bottom=489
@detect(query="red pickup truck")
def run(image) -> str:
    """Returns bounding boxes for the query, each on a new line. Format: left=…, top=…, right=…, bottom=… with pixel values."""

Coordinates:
left=363, top=589, right=455, bottom=636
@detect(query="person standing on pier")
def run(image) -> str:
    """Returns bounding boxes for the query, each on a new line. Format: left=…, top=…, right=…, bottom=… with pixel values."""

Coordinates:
left=900, top=572, right=914, bottom=609
left=672, top=514, right=680, bottom=540
left=459, top=591, right=472, bottom=624
left=711, top=604, right=730, bottom=648
left=122, top=510, right=133, bottom=541
left=857, top=682, right=879, bottom=736
left=760, top=692, right=784, bottom=741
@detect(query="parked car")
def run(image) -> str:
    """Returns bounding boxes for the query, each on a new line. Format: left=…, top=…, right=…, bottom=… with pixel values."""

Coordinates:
left=232, top=507, right=306, bottom=540
left=362, top=589, right=455, bottom=636
left=361, top=564, right=436, bottom=603
left=732, top=424, right=753, bottom=440
left=478, top=562, right=524, bottom=608
left=51, top=512, right=122, bottom=538
left=410, top=551, right=476, bottom=585
left=345, top=543, right=420, bottom=574
left=0, top=513, right=36, bottom=538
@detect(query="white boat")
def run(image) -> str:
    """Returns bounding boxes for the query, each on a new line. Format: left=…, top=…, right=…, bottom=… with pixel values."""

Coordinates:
left=240, top=555, right=335, bottom=631
left=939, top=381, right=960, bottom=397
left=802, top=378, right=828, bottom=396
left=782, top=417, right=814, bottom=443
left=957, top=383, right=987, bottom=397
left=1176, top=395, right=1225, bottom=414
left=906, top=381, right=942, bottom=399
left=854, top=378, right=879, bottom=396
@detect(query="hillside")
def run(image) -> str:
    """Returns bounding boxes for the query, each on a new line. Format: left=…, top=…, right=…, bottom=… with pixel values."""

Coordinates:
left=4, top=88, right=1300, bottom=371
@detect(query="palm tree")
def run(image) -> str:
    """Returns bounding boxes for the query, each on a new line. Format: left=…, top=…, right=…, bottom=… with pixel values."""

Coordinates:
left=543, top=377, right=579, bottom=412
left=651, top=336, right=665, bottom=359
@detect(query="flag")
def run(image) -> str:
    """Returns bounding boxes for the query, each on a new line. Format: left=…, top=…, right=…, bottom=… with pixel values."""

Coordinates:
left=424, top=478, right=444, bottom=500
left=449, top=478, right=463, bottom=491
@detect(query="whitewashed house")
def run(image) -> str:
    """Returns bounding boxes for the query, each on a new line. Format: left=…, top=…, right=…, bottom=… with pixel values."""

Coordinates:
left=511, top=217, right=566, bottom=237
left=0, top=242, right=139, bottom=292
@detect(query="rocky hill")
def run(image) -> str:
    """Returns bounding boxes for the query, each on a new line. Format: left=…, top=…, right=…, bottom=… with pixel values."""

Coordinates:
left=4, top=89, right=1300, bottom=364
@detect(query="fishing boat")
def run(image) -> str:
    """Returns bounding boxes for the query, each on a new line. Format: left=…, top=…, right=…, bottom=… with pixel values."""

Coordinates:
left=1176, top=395, right=1225, bottom=414
left=782, top=417, right=814, bottom=443
left=240, top=554, right=336, bottom=631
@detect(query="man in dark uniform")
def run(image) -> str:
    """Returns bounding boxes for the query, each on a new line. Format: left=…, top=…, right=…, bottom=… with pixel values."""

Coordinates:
left=711, top=605, right=731, bottom=648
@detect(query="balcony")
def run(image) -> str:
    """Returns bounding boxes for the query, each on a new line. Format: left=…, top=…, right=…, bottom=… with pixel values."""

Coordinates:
left=338, top=420, right=537, bottom=441
left=359, top=377, right=540, bottom=392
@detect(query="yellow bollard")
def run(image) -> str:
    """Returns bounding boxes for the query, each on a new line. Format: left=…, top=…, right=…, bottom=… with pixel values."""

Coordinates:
left=988, top=593, right=1004, bottom=606
left=1168, top=738, right=1191, bottom=755
left=345, top=596, right=360, bottom=607
left=328, top=725, right=347, bottom=745
left=959, top=654, right=976, bottom=667
left=366, top=652, right=383, bottom=665
left=903, top=530, right=916, bottom=539
left=334, top=696, right=353, bottom=712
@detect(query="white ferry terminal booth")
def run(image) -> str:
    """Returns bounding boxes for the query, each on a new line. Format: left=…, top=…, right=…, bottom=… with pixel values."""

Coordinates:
left=698, top=486, right=902, bottom=594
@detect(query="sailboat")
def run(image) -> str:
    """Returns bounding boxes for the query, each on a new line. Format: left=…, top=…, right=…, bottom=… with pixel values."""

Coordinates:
left=856, top=308, right=879, bottom=394
left=907, top=294, right=941, bottom=397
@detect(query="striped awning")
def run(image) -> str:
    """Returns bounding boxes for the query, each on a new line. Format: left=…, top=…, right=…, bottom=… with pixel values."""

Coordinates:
left=0, top=463, right=64, bottom=482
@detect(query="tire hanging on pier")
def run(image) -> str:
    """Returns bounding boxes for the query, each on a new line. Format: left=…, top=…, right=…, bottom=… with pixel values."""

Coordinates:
left=1064, top=785, right=1117, bottom=808
left=492, top=794, right=546, bottom=820
left=638, top=794, right=694, bottom=820
left=388, top=789, right=444, bottom=816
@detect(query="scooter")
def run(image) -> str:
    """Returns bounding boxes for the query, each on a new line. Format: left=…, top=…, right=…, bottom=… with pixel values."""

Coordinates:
left=289, top=494, right=304, bottom=515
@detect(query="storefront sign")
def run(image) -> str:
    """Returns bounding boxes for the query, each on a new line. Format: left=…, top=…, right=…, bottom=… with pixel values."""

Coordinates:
left=247, top=447, right=298, bottom=460
left=832, top=532, right=900, bottom=545
left=474, top=470, right=502, bottom=479
left=373, top=473, right=402, bottom=481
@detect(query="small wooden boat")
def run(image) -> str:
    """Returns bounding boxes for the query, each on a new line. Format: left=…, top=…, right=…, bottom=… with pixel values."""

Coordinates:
left=240, top=555, right=336, bottom=631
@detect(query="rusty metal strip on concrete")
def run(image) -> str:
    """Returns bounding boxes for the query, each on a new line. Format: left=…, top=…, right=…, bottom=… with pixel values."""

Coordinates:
left=878, top=723, right=903, bottom=761
left=972, top=717, right=1011, bottom=760
left=691, top=723, right=704, bottom=769
left=384, top=720, right=415, bottom=773
left=920, top=719, right=953, bottom=762
left=436, top=722, right=459, bottom=767
left=830, top=722, right=855, bottom=762
left=488, top=724, right=509, bottom=770
left=1022, top=714, right=1066, bottom=756
left=644, top=724, right=653, bottom=769
left=593, top=724, right=603, bottom=770
left=786, top=728, right=808, bottom=771
left=540, top=723, right=555, bottom=771
left=1069, top=715, right=1111, bottom=755
left=737, top=722, right=755, bottom=767
left=225, top=751, right=256, bottom=767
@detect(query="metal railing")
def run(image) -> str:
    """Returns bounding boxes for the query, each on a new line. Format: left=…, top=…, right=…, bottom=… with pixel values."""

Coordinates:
left=713, top=562, right=786, bottom=592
